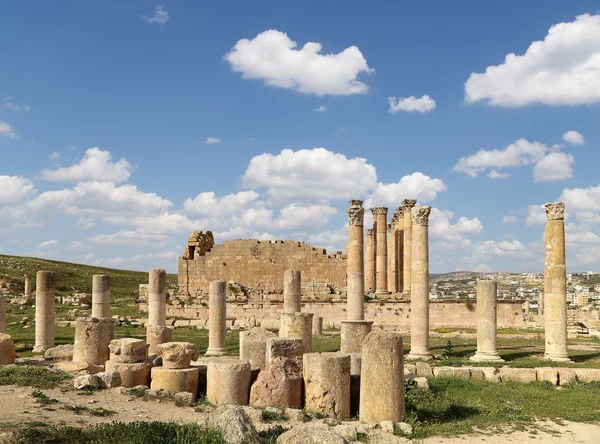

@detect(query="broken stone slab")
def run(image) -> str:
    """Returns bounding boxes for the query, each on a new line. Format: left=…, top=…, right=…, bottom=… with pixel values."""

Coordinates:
left=536, top=367, right=558, bottom=385
left=108, top=338, right=148, bottom=363
left=556, top=367, right=577, bottom=385
left=174, top=391, right=195, bottom=406
left=499, top=367, right=537, bottom=383
left=239, top=328, right=277, bottom=370
left=574, top=368, right=600, bottom=382
left=56, top=360, right=103, bottom=374
left=157, top=342, right=199, bottom=369
left=208, top=405, right=259, bottom=444
left=250, top=356, right=302, bottom=409
left=104, top=360, right=152, bottom=388
left=44, top=344, right=74, bottom=362
left=276, top=424, right=348, bottom=444
left=73, top=374, right=101, bottom=390
left=0, top=333, right=16, bottom=365
left=96, top=371, right=121, bottom=388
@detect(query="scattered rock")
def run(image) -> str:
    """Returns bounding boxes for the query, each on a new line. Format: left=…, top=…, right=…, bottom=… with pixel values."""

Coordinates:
left=73, top=374, right=101, bottom=390
left=44, top=344, right=74, bottom=362
left=332, top=424, right=357, bottom=441
left=276, top=424, right=347, bottom=444
left=380, top=420, right=395, bottom=433
left=209, top=405, right=260, bottom=444
left=412, top=376, right=429, bottom=390
left=415, top=362, right=433, bottom=378
left=174, top=391, right=195, bottom=406
left=250, top=357, right=302, bottom=409
left=395, top=422, right=413, bottom=435
left=285, top=408, right=305, bottom=422
left=97, top=371, right=121, bottom=388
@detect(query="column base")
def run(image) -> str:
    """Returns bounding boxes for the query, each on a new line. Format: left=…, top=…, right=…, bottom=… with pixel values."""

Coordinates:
left=543, top=353, right=572, bottom=363
left=340, top=320, right=374, bottom=354
left=205, top=348, right=228, bottom=356
left=375, top=290, right=390, bottom=296
left=470, top=353, right=504, bottom=363
left=405, top=352, right=432, bottom=361
left=32, top=345, right=51, bottom=353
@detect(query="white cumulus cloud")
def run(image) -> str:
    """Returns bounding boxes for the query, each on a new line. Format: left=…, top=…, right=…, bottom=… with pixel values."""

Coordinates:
left=143, top=5, right=169, bottom=24
left=562, top=130, right=585, bottom=145
left=365, top=172, right=447, bottom=208
left=0, top=176, right=35, bottom=203
left=224, top=29, right=374, bottom=96
left=533, top=152, right=574, bottom=182
left=0, top=121, right=17, bottom=139
left=487, top=170, right=511, bottom=179
left=314, top=105, right=327, bottom=112
left=183, top=191, right=260, bottom=217
left=204, top=137, right=222, bottom=145
left=40, top=148, right=133, bottom=183
left=465, top=13, right=600, bottom=107
left=388, top=95, right=436, bottom=113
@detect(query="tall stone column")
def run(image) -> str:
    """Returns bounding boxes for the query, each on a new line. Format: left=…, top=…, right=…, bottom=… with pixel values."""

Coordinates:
left=206, top=280, right=227, bottom=356
left=371, top=207, right=389, bottom=295
left=365, top=229, right=375, bottom=293
left=0, top=297, right=5, bottom=333
left=34, top=271, right=56, bottom=352
left=91, top=274, right=111, bottom=318
left=539, top=291, right=544, bottom=316
left=146, top=269, right=172, bottom=354
left=342, top=200, right=373, bottom=354
left=406, top=206, right=432, bottom=361
left=402, top=199, right=417, bottom=295
left=543, top=202, right=570, bottom=362
left=24, top=274, right=32, bottom=299
left=283, top=270, right=301, bottom=314
left=470, top=280, right=503, bottom=362
left=387, top=220, right=398, bottom=294
left=396, top=218, right=404, bottom=294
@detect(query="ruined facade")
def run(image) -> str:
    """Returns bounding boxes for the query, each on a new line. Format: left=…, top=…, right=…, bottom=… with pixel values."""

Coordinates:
left=178, top=231, right=346, bottom=300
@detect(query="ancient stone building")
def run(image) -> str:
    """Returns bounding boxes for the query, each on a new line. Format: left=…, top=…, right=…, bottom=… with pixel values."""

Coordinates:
left=178, top=231, right=346, bottom=300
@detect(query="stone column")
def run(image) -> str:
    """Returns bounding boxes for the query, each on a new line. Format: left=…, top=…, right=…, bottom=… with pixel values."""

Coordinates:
left=148, top=269, right=167, bottom=327
left=543, top=202, right=570, bottom=362
left=0, top=297, right=5, bottom=333
left=206, top=280, right=227, bottom=356
left=365, top=229, right=375, bottom=293
left=24, top=274, right=32, bottom=299
left=406, top=206, right=432, bottom=361
left=341, top=200, right=373, bottom=354
left=312, top=315, right=323, bottom=336
left=73, top=317, right=114, bottom=365
left=280, top=312, right=313, bottom=352
left=387, top=220, right=398, bottom=294
left=303, top=352, right=351, bottom=419
left=34, top=271, right=55, bottom=352
left=402, top=199, right=417, bottom=295
left=470, top=280, right=503, bottom=362
left=91, top=274, right=111, bottom=318
left=396, top=221, right=404, bottom=293
left=359, top=331, right=405, bottom=423
left=283, top=270, right=301, bottom=314
left=539, top=291, right=544, bottom=316
left=371, top=207, right=389, bottom=295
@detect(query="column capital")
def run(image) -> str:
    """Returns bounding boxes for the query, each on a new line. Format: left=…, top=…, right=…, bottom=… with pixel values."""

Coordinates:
left=348, top=200, right=365, bottom=226
left=401, top=199, right=417, bottom=211
left=411, top=206, right=431, bottom=226
left=370, top=207, right=388, bottom=216
left=387, top=223, right=396, bottom=233
left=544, top=202, right=565, bottom=221
left=366, top=228, right=374, bottom=236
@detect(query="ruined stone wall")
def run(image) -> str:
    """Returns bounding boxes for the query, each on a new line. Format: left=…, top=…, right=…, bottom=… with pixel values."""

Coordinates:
left=178, top=239, right=347, bottom=299
left=139, top=299, right=526, bottom=330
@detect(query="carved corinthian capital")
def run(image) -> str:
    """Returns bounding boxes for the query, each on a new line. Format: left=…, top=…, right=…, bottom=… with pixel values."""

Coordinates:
left=411, top=206, right=431, bottom=226
left=348, top=200, right=364, bottom=226
left=401, top=199, right=417, bottom=212
left=544, top=202, right=565, bottom=221
left=370, top=207, right=388, bottom=216
left=366, top=228, right=374, bottom=236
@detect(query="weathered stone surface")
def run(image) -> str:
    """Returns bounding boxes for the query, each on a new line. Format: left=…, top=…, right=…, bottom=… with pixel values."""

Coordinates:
left=303, top=352, right=351, bottom=420
left=44, top=344, right=73, bottom=362
left=468, top=368, right=485, bottom=380
left=207, top=359, right=251, bottom=406
left=96, top=371, right=121, bottom=388
left=72, top=317, right=114, bottom=366
left=557, top=367, right=577, bottom=385
left=380, top=420, right=394, bottom=433
left=432, top=366, right=454, bottom=378
left=404, top=363, right=416, bottom=375
left=157, top=342, right=199, bottom=369
left=73, top=374, right=101, bottom=389
left=276, top=424, right=348, bottom=444
left=285, top=408, right=305, bottom=422
left=340, top=320, right=372, bottom=354
left=56, top=360, right=103, bottom=374
left=470, top=280, right=504, bottom=363
left=574, top=368, right=600, bottom=382
left=499, top=367, right=537, bottom=383
left=0, top=333, right=16, bottom=365
left=279, top=313, right=314, bottom=353
left=332, top=424, right=357, bottom=441
left=151, top=367, right=199, bottom=400
left=206, top=280, right=227, bottom=356
left=109, top=338, right=147, bottom=363
left=536, top=367, right=558, bottom=385
left=266, top=338, right=304, bottom=369
left=453, top=367, right=471, bottom=379
left=174, top=391, right=195, bottom=406
left=415, top=362, right=433, bottom=377
left=412, top=376, right=429, bottom=390
left=34, top=271, right=56, bottom=353
left=146, top=325, right=173, bottom=355
left=104, top=360, right=151, bottom=388
left=396, top=422, right=413, bottom=436
left=250, top=357, right=302, bottom=409
left=479, top=367, right=501, bottom=382
left=239, top=328, right=277, bottom=370
left=209, top=405, right=259, bottom=444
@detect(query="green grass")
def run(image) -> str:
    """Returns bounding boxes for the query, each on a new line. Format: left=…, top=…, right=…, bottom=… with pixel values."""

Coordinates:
left=404, top=378, right=600, bottom=438
left=61, top=404, right=117, bottom=417
left=0, top=366, right=71, bottom=389
left=260, top=409, right=288, bottom=423
left=31, top=389, right=59, bottom=405
left=13, top=421, right=226, bottom=444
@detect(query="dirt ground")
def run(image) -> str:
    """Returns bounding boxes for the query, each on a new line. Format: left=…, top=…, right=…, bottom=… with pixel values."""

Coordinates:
left=0, top=383, right=599, bottom=443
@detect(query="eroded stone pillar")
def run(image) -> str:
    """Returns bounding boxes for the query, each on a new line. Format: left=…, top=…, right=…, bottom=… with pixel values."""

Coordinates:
left=148, top=269, right=167, bottom=327
left=406, top=206, right=432, bottom=361
left=347, top=200, right=365, bottom=319
left=402, top=199, right=417, bottom=295
left=24, top=274, right=32, bottom=299
left=34, top=271, right=56, bottom=352
left=543, top=202, right=570, bottom=362
left=312, top=315, right=323, bottom=336
left=206, top=280, right=227, bottom=356
left=387, top=220, right=398, bottom=294
left=303, top=352, right=351, bottom=419
left=396, top=221, right=404, bottom=294
left=0, top=297, right=5, bottom=333
left=280, top=312, right=313, bottom=352
left=539, top=291, right=544, bottom=316
left=359, top=331, right=405, bottom=423
left=371, top=207, right=389, bottom=295
left=340, top=320, right=373, bottom=354
left=283, top=270, right=301, bottom=314
left=207, top=359, right=251, bottom=405
left=470, top=280, right=503, bottom=362
left=73, top=317, right=114, bottom=365
left=365, top=229, right=375, bottom=293
left=91, top=274, right=111, bottom=318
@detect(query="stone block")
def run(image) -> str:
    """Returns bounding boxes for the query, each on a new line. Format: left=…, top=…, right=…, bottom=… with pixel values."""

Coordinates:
left=56, top=360, right=103, bottom=374
left=206, top=359, right=251, bottom=406
left=303, top=352, right=351, bottom=420
left=150, top=367, right=200, bottom=400
left=249, top=357, right=302, bottom=409
left=536, top=367, right=558, bottom=385
left=97, top=371, right=121, bottom=388
left=557, top=368, right=577, bottom=386
left=432, top=366, right=454, bottom=378
left=265, top=338, right=304, bottom=369
left=239, top=328, right=277, bottom=370
left=0, top=333, right=16, bottom=365
left=575, top=368, right=600, bottom=382
left=72, top=317, right=114, bottom=366
left=415, top=361, right=433, bottom=377
left=146, top=325, right=173, bottom=355
left=105, top=360, right=151, bottom=388
left=73, top=374, right=101, bottom=389
left=157, top=342, right=199, bottom=369
left=479, top=367, right=501, bottom=382
left=44, top=344, right=73, bottom=362
left=108, top=338, right=147, bottom=363
left=499, top=367, right=537, bottom=383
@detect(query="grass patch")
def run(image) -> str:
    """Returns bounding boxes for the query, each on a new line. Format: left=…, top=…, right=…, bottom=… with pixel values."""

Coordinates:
left=14, top=421, right=225, bottom=444
left=404, top=377, right=600, bottom=438
left=61, top=404, right=117, bottom=417
left=260, top=409, right=288, bottom=423
left=257, top=425, right=288, bottom=443
left=31, top=390, right=58, bottom=405
left=0, top=366, right=70, bottom=389
left=126, top=386, right=148, bottom=398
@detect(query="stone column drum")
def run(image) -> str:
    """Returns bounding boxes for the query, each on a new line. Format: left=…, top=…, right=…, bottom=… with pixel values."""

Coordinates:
left=148, top=269, right=167, bottom=327
left=359, top=331, right=405, bottom=423
left=470, top=280, right=504, bottom=362
left=371, top=207, right=389, bottom=295
left=387, top=220, right=398, bottom=294
left=365, top=229, right=375, bottom=293
left=72, top=317, right=114, bottom=365
left=91, top=274, right=111, bottom=318
left=239, top=328, right=277, bottom=370
left=312, top=315, right=323, bottom=336
left=539, top=291, right=544, bottom=316
left=24, top=274, right=32, bottom=299
left=402, top=199, right=417, bottom=295
left=207, top=359, right=251, bottom=405
left=304, top=353, right=351, bottom=419
left=0, top=297, right=5, bottom=333
left=279, top=312, right=313, bottom=352
left=340, top=320, right=373, bottom=354
left=543, top=202, right=571, bottom=362
left=406, top=206, right=432, bottom=361
left=34, top=271, right=56, bottom=352
left=206, top=280, right=227, bottom=356
left=283, top=270, right=301, bottom=314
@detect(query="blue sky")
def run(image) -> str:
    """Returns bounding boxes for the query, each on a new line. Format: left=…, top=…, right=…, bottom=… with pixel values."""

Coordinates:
left=1, top=1, right=600, bottom=273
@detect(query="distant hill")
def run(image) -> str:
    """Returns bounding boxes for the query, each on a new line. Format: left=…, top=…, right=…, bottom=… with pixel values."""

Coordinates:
left=430, top=271, right=489, bottom=281
left=0, top=254, right=178, bottom=306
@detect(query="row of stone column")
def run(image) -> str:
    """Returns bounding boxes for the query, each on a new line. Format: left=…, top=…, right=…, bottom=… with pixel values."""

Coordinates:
left=365, top=199, right=417, bottom=296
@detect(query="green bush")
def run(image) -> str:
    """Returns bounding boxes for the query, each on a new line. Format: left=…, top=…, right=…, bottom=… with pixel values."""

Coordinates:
left=0, top=366, right=70, bottom=389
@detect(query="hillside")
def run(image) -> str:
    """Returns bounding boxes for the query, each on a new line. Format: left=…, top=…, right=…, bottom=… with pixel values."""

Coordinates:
left=0, top=254, right=178, bottom=307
